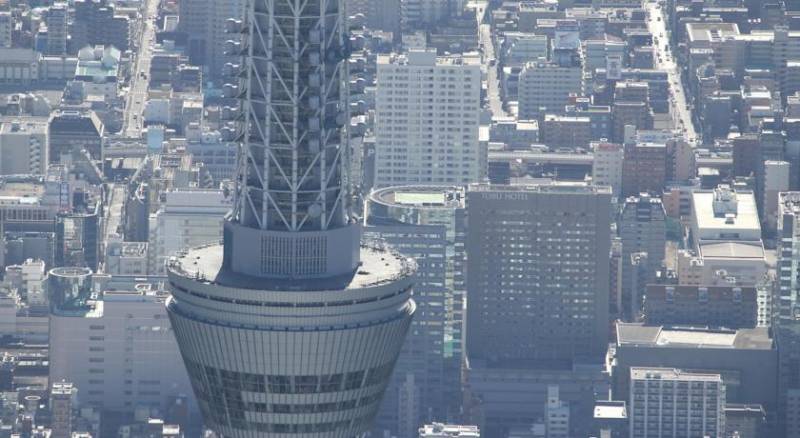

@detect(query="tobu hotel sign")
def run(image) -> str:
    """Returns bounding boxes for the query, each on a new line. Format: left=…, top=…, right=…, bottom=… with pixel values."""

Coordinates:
left=480, top=192, right=529, bottom=201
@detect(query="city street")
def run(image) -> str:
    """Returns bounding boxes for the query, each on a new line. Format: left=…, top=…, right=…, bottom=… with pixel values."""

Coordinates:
left=480, top=23, right=509, bottom=119
left=644, top=0, right=699, bottom=145
left=122, top=0, right=159, bottom=137
left=471, top=0, right=510, bottom=120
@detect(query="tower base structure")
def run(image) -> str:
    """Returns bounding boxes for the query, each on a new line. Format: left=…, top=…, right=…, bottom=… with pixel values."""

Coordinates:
left=166, top=242, right=416, bottom=438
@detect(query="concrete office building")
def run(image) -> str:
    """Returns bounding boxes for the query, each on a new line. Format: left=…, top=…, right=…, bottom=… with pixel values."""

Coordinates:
left=48, top=110, right=104, bottom=163
left=681, top=186, right=767, bottom=286
left=618, top=194, right=666, bottom=319
left=0, top=118, right=48, bottom=176
left=183, top=128, right=237, bottom=182
left=644, top=284, right=758, bottom=328
left=166, top=2, right=417, bottom=437
left=454, top=182, right=613, bottom=437
left=629, top=368, right=725, bottom=438
left=55, top=205, right=101, bottom=271
left=777, top=192, right=800, bottom=321
left=147, top=189, right=230, bottom=275
left=45, top=3, right=68, bottom=56
left=614, top=323, right=777, bottom=414
left=612, top=102, right=652, bottom=143
left=501, top=33, right=548, bottom=67
left=365, top=186, right=466, bottom=438
left=621, top=142, right=666, bottom=197
left=567, top=100, right=612, bottom=141
left=50, top=381, right=74, bottom=438
left=3, top=259, right=48, bottom=308
left=400, top=0, right=454, bottom=31
left=49, top=286, right=195, bottom=417
left=466, top=182, right=612, bottom=364
left=762, top=161, right=790, bottom=234
left=592, top=142, right=623, bottom=197
left=592, top=400, right=627, bottom=438
left=375, top=50, right=482, bottom=187
left=464, top=363, right=609, bottom=438
left=347, top=0, right=401, bottom=35
left=178, top=0, right=245, bottom=81
left=544, top=385, right=569, bottom=438
left=540, top=115, right=592, bottom=149
left=518, top=60, right=583, bottom=119
left=775, top=192, right=800, bottom=437
left=724, top=404, right=765, bottom=438
left=71, top=0, right=130, bottom=53
left=104, top=239, right=148, bottom=276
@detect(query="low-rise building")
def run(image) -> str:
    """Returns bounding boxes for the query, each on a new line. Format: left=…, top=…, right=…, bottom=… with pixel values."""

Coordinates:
left=74, top=46, right=120, bottom=101
left=629, top=368, right=725, bottom=438
left=644, top=284, right=758, bottom=328
left=0, top=118, right=48, bottom=176
left=614, top=323, right=776, bottom=414
left=49, top=285, right=195, bottom=417
left=147, top=189, right=230, bottom=274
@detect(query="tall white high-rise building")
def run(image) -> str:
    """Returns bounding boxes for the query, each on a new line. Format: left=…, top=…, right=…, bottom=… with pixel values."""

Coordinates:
left=166, top=2, right=417, bottom=437
left=147, top=188, right=231, bottom=274
left=629, top=368, right=725, bottom=438
left=375, top=49, right=482, bottom=187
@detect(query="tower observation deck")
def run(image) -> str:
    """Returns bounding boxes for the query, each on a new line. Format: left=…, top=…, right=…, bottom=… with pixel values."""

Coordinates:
left=165, top=1, right=417, bottom=437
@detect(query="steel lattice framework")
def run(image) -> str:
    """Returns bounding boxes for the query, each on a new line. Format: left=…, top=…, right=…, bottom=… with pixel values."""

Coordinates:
left=233, top=0, right=351, bottom=233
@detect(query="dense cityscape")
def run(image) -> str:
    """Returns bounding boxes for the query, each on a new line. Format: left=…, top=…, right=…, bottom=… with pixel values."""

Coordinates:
left=0, top=0, right=798, bottom=437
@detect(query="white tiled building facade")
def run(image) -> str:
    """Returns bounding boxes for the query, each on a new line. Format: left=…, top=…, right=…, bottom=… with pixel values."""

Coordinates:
left=147, top=188, right=230, bottom=274
left=375, top=49, right=482, bottom=187
left=629, top=368, right=725, bottom=438
left=518, top=60, right=583, bottom=119
left=49, top=290, right=194, bottom=415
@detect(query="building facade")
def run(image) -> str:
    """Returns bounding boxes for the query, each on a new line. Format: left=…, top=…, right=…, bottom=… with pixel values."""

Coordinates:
left=147, top=188, right=230, bottom=274
left=592, top=141, right=623, bottom=196
left=644, top=284, right=758, bottom=328
left=466, top=182, right=612, bottom=364
left=618, top=194, right=666, bottom=320
left=365, top=186, right=466, bottom=438
left=0, top=118, right=48, bottom=176
left=621, top=142, right=666, bottom=197
left=518, top=61, right=583, bottom=119
left=49, top=287, right=195, bottom=417
left=178, top=0, right=246, bottom=82
left=375, top=50, right=482, bottom=187
left=45, top=3, right=69, bottom=56
left=48, top=110, right=104, bottom=163
left=629, top=368, right=725, bottom=438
